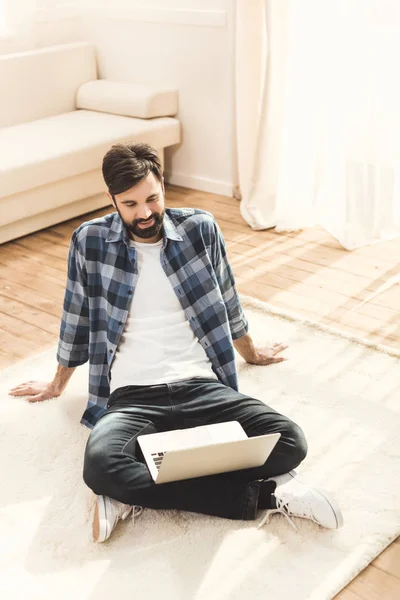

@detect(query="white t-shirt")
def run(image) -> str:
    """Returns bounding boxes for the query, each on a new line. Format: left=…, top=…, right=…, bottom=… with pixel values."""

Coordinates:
left=109, top=237, right=218, bottom=394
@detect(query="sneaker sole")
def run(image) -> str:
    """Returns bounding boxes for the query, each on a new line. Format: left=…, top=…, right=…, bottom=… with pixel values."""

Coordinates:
left=312, top=487, right=344, bottom=529
left=287, top=472, right=344, bottom=529
left=93, top=496, right=109, bottom=543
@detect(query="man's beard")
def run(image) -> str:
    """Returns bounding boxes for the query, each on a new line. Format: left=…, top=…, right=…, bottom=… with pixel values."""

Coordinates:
left=116, top=207, right=165, bottom=239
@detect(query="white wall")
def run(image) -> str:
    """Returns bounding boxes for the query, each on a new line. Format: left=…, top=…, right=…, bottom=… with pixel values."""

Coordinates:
left=80, top=0, right=236, bottom=196
left=0, top=0, right=236, bottom=197
left=0, top=1, right=85, bottom=55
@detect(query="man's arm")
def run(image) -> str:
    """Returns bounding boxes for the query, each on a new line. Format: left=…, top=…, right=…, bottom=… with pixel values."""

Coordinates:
left=211, top=218, right=249, bottom=341
left=51, top=364, right=77, bottom=394
left=232, top=333, right=260, bottom=363
left=9, top=231, right=89, bottom=403
left=57, top=230, right=90, bottom=368
left=210, top=218, right=287, bottom=366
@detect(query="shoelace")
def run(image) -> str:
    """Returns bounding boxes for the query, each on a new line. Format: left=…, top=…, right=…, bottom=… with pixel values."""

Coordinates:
left=131, top=505, right=143, bottom=523
left=120, top=504, right=143, bottom=521
left=256, top=492, right=315, bottom=533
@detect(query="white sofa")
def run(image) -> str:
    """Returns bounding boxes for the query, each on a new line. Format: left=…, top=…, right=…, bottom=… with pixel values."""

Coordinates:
left=0, top=41, right=181, bottom=244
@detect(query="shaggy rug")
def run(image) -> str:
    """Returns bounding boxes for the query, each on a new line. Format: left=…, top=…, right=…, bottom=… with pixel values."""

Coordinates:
left=1, top=294, right=399, bottom=600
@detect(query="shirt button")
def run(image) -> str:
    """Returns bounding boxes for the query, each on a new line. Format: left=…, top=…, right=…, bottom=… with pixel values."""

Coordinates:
left=127, top=290, right=132, bottom=295
left=109, top=349, right=113, bottom=354
left=118, top=321, right=123, bottom=326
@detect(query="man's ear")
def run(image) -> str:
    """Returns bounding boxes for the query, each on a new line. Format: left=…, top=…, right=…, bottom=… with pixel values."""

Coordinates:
left=161, top=176, right=165, bottom=194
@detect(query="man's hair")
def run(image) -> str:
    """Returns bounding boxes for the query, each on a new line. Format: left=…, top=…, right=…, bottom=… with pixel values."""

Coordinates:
left=102, top=142, right=163, bottom=197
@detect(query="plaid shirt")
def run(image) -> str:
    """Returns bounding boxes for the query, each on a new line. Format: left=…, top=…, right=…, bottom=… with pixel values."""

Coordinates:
left=57, top=207, right=249, bottom=429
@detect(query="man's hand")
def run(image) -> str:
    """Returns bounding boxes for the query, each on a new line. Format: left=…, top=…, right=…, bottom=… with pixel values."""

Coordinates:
left=8, top=381, right=62, bottom=403
left=233, top=333, right=288, bottom=365
left=247, top=343, right=288, bottom=365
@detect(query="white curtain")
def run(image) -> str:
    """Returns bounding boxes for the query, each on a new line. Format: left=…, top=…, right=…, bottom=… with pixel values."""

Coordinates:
left=235, top=0, right=400, bottom=250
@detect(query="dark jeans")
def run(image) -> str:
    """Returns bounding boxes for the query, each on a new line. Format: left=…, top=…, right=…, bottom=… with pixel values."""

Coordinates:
left=83, top=377, right=308, bottom=520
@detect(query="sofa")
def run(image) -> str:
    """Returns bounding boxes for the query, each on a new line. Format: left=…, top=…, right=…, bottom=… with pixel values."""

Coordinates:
left=0, top=41, right=181, bottom=244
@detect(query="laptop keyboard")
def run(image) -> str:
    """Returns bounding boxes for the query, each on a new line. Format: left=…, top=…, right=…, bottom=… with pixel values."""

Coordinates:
left=151, top=451, right=168, bottom=471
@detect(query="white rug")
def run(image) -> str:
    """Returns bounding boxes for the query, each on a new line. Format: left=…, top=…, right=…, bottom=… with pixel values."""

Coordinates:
left=1, top=294, right=399, bottom=600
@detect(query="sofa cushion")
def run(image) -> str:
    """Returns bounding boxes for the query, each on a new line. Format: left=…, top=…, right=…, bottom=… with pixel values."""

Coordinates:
left=76, top=80, right=178, bottom=119
left=0, top=110, right=180, bottom=198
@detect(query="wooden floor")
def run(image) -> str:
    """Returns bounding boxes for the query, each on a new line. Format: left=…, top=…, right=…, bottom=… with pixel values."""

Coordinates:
left=1, top=185, right=399, bottom=598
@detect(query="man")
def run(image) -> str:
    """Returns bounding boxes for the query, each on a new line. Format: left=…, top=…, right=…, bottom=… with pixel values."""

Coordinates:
left=9, top=143, right=343, bottom=542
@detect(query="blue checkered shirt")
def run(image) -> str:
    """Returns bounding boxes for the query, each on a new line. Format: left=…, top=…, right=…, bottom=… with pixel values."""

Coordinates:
left=57, top=207, right=249, bottom=428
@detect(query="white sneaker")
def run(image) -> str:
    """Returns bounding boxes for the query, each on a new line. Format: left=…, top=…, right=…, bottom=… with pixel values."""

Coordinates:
left=92, top=495, right=143, bottom=542
left=257, top=471, right=343, bottom=532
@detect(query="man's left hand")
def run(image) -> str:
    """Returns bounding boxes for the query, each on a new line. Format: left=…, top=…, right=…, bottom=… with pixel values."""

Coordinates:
left=247, top=342, right=288, bottom=366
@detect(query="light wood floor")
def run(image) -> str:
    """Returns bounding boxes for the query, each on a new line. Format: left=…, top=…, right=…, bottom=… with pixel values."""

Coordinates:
left=1, top=185, right=399, bottom=598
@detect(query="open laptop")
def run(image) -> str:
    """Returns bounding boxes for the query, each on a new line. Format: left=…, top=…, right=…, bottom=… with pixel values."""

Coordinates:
left=137, top=420, right=280, bottom=484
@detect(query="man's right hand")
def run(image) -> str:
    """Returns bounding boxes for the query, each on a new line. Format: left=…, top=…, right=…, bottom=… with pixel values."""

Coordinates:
left=8, top=381, right=62, bottom=403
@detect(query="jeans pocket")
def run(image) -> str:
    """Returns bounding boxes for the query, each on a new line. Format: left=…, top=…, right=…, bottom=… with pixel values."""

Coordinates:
left=121, top=421, right=158, bottom=462
left=107, top=390, right=119, bottom=409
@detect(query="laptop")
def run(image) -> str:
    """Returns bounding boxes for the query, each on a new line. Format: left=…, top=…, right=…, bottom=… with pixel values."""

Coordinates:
left=137, top=420, right=280, bottom=484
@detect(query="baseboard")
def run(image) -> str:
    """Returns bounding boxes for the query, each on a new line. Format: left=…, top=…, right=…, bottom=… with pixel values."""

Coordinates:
left=164, top=171, right=233, bottom=197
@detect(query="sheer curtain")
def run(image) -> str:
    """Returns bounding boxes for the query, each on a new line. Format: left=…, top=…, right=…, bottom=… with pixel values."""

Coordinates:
left=235, top=0, right=400, bottom=250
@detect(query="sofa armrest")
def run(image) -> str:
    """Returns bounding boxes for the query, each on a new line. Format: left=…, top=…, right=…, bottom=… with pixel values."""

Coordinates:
left=76, top=80, right=178, bottom=119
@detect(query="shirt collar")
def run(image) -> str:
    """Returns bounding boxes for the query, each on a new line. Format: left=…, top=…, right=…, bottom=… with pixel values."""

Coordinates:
left=106, top=210, right=183, bottom=244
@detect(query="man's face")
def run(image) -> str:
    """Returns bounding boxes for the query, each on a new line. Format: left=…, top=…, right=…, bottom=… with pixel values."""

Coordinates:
left=108, top=172, right=166, bottom=243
